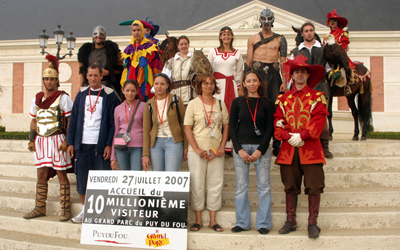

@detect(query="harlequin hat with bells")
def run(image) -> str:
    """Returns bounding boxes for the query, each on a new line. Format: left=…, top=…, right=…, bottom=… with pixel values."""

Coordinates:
left=42, top=55, right=59, bottom=79
left=284, top=54, right=325, bottom=89
left=326, top=9, right=348, bottom=28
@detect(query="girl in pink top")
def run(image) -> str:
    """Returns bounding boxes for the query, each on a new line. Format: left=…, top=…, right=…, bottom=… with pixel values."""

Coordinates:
left=111, top=80, right=145, bottom=170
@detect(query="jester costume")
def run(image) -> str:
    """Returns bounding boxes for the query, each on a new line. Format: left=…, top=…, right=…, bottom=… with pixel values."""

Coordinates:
left=121, top=20, right=162, bottom=101
left=274, top=55, right=329, bottom=239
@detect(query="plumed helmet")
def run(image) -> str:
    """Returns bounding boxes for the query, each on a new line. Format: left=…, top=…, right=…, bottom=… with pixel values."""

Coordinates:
left=259, top=6, right=274, bottom=30
left=93, top=25, right=106, bottom=39
left=42, top=55, right=59, bottom=79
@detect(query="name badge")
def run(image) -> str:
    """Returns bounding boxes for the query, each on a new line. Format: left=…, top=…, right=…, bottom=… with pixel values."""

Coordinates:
left=86, top=118, right=95, bottom=127
left=254, top=127, right=262, bottom=137
left=123, top=133, right=131, bottom=143
left=209, top=128, right=215, bottom=138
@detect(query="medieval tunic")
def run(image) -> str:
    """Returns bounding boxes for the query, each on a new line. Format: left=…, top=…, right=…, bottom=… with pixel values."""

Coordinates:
left=207, top=47, right=244, bottom=114
left=274, top=84, right=328, bottom=165
left=162, top=52, right=194, bottom=105
left=29, top=92, right=73, bottom=170
left=274, top=84, right=328, bottom=195
left=291, top=41, right=331, bottom=141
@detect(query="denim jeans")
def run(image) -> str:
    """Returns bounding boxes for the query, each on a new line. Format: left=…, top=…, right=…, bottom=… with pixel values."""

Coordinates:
left=233, top=145, right=272, bottom=230
left=115, top=147, right=143, bottom=171
left=150, top=137, right=183, bottom=171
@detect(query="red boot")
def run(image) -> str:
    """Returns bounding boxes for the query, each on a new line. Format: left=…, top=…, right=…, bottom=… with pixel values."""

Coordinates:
left=278, top=194, right=298, bottom=234
left=308, top=194, right=321, bottom=238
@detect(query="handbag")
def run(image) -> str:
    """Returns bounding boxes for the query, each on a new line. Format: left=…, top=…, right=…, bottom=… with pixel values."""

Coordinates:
left=114, top=100, right=141, bottom=150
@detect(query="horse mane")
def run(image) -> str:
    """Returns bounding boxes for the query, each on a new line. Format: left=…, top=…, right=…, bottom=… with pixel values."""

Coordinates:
left=159, top=36, right=177, bottom=52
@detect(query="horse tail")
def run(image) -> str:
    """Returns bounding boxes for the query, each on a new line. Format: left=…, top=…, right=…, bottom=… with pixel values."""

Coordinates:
left=358, top=87, right=373, bottom=132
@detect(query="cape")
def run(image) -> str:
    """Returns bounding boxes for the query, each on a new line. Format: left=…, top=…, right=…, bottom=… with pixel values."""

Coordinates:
left=35, top=91, right=66, bottom=109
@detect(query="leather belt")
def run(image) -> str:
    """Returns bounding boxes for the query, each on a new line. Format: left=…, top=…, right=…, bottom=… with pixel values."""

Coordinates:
left=170, top=80, right=191, bottom=90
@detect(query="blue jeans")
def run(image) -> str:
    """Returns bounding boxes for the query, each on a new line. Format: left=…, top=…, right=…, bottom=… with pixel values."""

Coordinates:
left=115, top=147, right=143, bottom=171
left=150, top=137, right=183, bottom=171
left=233, top=145, right=272, bottom=230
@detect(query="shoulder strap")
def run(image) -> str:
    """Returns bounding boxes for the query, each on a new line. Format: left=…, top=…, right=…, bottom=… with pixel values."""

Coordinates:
left=171, top=95, right=183, bottom=126
left=253, top=33, right=281, bottom=52
left=148, top=102, right=153, bottom=129
left=219, top=99, right=222, bottom=111
left=127, top=100, right=141, bottom=132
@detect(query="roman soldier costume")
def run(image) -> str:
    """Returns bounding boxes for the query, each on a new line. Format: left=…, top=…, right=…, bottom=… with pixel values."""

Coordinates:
left=25, top=55, right=73, bottom=221
left=274, top=55, right=329, bottom=238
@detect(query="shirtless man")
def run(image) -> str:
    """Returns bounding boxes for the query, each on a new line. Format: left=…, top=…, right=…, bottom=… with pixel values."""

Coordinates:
left=246, top=6, right=287, bottom=156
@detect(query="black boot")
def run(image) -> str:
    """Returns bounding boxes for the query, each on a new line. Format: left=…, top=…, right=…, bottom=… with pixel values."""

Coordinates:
left=279, top=194, right=298, bottom=234
left=320, top=138, right=333, bottom=159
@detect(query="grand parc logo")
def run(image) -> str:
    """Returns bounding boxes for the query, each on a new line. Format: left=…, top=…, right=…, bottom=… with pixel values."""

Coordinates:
left=145, top=229, right=170, bottom=248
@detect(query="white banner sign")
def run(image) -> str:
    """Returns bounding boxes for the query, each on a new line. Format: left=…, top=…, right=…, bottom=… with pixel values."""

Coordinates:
left=80, top=170, right=190, bottom=249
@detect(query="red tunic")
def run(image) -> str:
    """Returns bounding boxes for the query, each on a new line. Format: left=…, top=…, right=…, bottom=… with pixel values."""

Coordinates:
left=274, top=84, right=329, bottom=165
left=329, top=27, right=355, bottom=69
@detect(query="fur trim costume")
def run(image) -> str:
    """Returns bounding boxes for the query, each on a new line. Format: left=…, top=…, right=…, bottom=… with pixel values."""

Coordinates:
left=78, top=40, right=123, bottom=89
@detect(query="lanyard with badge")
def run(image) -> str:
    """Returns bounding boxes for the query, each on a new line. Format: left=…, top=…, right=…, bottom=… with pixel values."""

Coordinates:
left=122, top=99, right=138, bottom=142
left=246, top=97, right=262, bottom=137
left=156, top=96, right=169, bottom=136
left=87, top=88, right=102, bottom=127
left=201, top=96, right=215, bottom=137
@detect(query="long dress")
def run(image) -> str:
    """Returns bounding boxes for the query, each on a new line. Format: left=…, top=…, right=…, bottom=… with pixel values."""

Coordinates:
left=208, top=47, right=244, bottom=152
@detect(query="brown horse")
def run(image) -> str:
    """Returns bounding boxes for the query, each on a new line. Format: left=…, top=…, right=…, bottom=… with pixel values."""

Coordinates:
left=159, top=34, right=177, bottom=66
left=292, top=26, right=373, bottom=140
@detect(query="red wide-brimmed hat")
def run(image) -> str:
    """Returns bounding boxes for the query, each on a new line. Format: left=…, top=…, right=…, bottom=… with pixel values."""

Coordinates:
left=326, top=9, right=348, bottom=28
left=284, top=55, right=325, bottom=89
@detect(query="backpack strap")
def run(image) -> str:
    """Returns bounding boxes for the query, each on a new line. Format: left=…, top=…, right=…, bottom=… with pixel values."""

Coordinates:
left=170, top=95, right=183, bottom=126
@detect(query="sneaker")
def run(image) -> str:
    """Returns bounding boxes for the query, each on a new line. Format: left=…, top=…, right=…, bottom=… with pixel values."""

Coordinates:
left=71, top=205, right=85, bottom=224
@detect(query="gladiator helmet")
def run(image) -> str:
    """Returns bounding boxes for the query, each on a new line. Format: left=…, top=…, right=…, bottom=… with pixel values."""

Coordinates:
left=42, top=55, right=59, bottom=79
left=259, top=7, right=274, bottom=30
left=92, top=25, right=106, bottom=39
left=42, top=55, right=59, bottom=86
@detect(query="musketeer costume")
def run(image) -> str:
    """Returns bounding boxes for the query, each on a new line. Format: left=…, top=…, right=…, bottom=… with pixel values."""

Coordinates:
left=274, top=55, right=329, bottom=238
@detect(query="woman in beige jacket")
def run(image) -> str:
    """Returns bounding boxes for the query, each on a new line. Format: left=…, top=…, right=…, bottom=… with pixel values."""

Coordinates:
left=142, top=73, right=188, bottom=171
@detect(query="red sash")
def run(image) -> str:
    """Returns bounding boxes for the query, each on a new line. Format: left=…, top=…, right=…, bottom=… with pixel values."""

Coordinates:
left=35, top=91, right=66, bottom=109
left=214, top=72, right=234, bottom=114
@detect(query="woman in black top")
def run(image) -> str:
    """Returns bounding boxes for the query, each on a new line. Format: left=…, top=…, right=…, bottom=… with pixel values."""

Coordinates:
left=229, top=70, right=274, bottom=234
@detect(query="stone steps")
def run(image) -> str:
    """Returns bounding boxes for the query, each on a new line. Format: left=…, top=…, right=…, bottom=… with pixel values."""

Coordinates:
left=1, top=139, right=400, bottom=249
left=1, top=181, right=399, bottom=215
left=1, top=227, right=399, bottom=250
left=1, top=139, right=400, bottom=159
left=1, top=206, right=399, bottom=236
left=4, top=153, right=400, bottom=174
